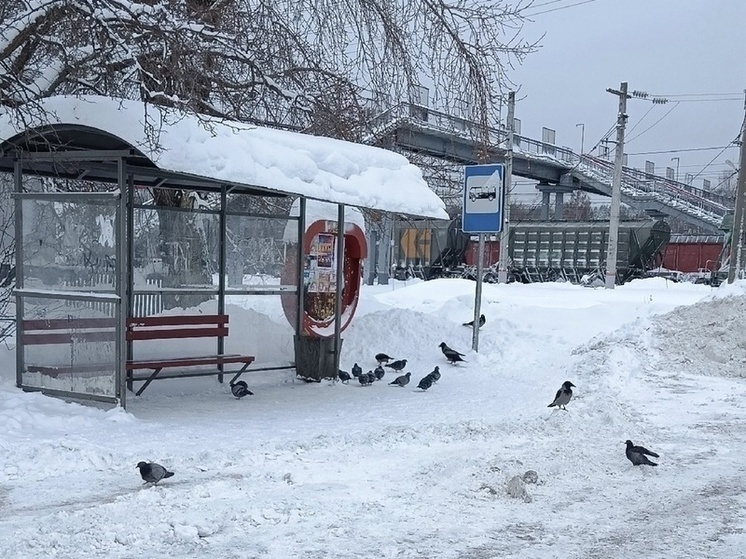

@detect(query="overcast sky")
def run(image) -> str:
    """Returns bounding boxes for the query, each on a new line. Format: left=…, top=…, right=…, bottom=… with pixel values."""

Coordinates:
left=510, top=0, right=745, bottom=193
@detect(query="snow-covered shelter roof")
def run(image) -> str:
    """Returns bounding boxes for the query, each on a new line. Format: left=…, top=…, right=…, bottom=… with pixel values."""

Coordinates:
left=0, top=95, right=448, bottom=219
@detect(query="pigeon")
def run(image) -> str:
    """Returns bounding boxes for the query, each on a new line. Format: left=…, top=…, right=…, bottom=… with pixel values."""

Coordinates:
left=338, top=369, right=352, bottom=384
left=359, top=372, right=373, bottom=386
left=547, top=381, right=575, bottom=410
left=351, top=363, right=363, bottom=378
left=136, top=461, right=174, bottom=485
left=385, top=359, right=408, bottom=371
left=439, top=342, right=466, bottom=364
left=625, top=440, right=659, bottom=467
left=463, top=314, right=486, bottom=328
left=428, top=366, right=441, bottom=383
left=374, top=365, right=386, bottom=381
left=417, top=375, right=434, bottom=391
left=375, top=353, right=393, bottom=364
left=366, top=371, right=377, bottom=384
left=389, top=372, right=411, bottom=387
left=230, top=380, right=254, bottom=399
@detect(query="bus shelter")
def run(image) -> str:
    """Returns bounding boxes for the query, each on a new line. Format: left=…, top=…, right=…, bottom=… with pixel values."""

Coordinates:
left=0, top=95, right=447, bottom=408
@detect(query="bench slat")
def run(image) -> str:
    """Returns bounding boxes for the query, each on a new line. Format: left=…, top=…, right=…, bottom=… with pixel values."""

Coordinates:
left=24, top=318, right=117, bottom=330
left=127, top=355, right=255, bottom=370
left=126, top=326, right=228, bottom=341
left=127, top=314, right=229, bottom=327
left=25, top=331, right=116, bottom=345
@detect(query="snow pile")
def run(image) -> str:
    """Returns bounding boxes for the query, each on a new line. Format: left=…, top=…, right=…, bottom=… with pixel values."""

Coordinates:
left=1, top=279, right=746, bottom=558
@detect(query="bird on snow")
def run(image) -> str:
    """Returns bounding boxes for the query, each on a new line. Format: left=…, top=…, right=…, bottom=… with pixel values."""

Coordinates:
left=136, top=461, right=174, bottom=485
left=385, top=359, right=407, bottom=372
left=374, top=365, right=386, bottom=381
left=375, top=353, right=393, bottom=364
left=389, top=372, right=411, bottom=387
left=426, top=366, right=441, bottom=383
left=439, top=342, right=467, bottom=364
left=625, top=440, right=659, bottom=467
left=338, top=369, right=352, bottom=384
left=359, top=372, right=373, bottom=386
left=417, top=375, right=434, bottom=391
left=230, top=380, right=254, bottom=399
left=547, top=381, right=575, bottom=410
left=463, top=314, right=486, bottom=328
left=366, top=371, right=377, bottom=384
left=351, top=363, right=363, bottom=378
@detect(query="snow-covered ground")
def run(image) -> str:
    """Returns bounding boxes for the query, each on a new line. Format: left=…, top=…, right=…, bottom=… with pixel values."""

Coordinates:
left=2, top=278, right=746, bottom=558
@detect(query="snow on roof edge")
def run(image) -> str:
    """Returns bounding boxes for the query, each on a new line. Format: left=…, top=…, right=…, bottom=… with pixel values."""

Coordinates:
left=0, top=95, right=449, bottom=220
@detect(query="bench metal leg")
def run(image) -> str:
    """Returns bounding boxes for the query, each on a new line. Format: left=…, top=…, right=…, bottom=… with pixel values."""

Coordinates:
left=135, top=367, right=163, bottom=397
left=228, top=362, right=252, bottom=386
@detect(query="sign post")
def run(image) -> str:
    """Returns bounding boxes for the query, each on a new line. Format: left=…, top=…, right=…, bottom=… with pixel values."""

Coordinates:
left=462, top=164, right=504, bottom=351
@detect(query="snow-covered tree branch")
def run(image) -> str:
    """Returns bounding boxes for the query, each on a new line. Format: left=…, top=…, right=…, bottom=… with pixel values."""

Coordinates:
left=1, top=0, right=537, bottom=134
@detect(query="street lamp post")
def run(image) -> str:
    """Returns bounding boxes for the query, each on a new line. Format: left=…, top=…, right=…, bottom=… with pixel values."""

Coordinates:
left=576, top=123, right=585, bottom=154
left=671, top=156, right=680, bottom=182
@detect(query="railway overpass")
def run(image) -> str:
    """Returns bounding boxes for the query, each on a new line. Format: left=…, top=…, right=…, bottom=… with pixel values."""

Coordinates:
left=366, top=102, right=732, bottom=234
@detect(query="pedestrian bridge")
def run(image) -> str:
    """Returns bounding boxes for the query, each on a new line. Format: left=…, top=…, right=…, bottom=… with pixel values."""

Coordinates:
left=366, top=102, right=732, bottom=233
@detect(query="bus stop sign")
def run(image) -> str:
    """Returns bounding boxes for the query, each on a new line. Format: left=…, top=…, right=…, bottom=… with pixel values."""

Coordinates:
left=462, top=164, right=504, bottom=234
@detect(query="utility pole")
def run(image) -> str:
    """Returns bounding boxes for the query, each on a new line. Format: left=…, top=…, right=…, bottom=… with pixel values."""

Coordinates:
left=727, top=90, right=746, bottom=284
left=497, top=91, right=515, bottom=284
left=605, top=82, right=630, bottom=289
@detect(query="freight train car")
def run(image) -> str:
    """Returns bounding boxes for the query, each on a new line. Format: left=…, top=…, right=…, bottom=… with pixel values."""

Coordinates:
left=661, top=235, right=725, bottom=273
left=392, top=218, right=671, bottom=285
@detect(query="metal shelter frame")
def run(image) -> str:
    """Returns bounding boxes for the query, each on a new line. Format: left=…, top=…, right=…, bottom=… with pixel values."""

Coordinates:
left=0, top=124, right=356, bottom=409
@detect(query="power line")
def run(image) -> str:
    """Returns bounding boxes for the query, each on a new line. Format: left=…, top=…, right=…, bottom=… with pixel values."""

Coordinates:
left=690, top=122, right=745, bottom=182
left=626, top=102, right=680, bottom=144
left=627, top=145, right=735, bottom=156
left=626, top=104, right=655, bottom=136
left=652, top=92, right=742, bottom=98
left=523, top=0, right=598, bottom=17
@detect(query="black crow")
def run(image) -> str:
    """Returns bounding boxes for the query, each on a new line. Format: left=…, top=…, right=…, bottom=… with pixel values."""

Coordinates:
left=136, top=461, right=174, bottom=485
left=385, top=359, right=407, bottom=371
left=439, top=343, right=466, bottom=364
left=463, top=314, right=486, bottom=328
left=338, top=369, right=352, bottom=383
left=230, top=380, right=254, bottom=399
left=547, top=381, right=575, bottom=410
left=625, top=440, right=659, bottom=467
left=389, top=372, right=411, bottom=387
left=374, top=365, right=386, bottom=381
left=375, top=353, right=393, bottom=364
left=351, top=363, right=363, bottom=378
left=417, top=375, right=434, bottom=391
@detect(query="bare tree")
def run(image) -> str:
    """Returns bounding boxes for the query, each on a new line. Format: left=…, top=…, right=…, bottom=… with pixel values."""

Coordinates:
left=1, top=0, right=536, bottom=132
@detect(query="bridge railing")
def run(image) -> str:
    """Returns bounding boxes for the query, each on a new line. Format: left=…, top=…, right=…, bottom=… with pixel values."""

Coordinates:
left=577, top=155, right=728, bottom=224
left=367, top=101, right=732, bottom=224
left=368, top=102, right=576, bottom=163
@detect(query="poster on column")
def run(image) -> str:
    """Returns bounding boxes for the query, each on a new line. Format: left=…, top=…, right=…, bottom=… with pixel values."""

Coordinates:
left=308, top=233, right=337, bottom=293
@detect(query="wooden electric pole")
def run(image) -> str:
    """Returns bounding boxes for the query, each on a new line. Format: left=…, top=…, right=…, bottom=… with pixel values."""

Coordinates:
left=727, top=90, right=746, bottom=284
left=605, top=82, right=630, bottom=289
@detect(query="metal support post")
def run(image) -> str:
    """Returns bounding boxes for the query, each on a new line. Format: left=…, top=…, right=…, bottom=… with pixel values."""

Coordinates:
left=471, top=234, right=485, bottom=351
left=333, top=204, right=345, bottom=373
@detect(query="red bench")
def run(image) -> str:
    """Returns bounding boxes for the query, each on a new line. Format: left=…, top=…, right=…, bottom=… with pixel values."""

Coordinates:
left=23, top=314, right=255, bottom=396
